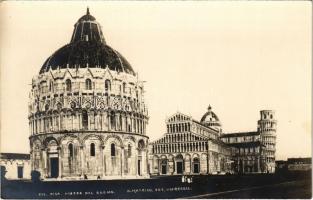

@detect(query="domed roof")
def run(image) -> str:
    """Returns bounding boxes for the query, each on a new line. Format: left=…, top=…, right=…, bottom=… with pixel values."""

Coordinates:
left=39, top=8, right=135, bottom=76
left=200, top=105, right=221, bottom=127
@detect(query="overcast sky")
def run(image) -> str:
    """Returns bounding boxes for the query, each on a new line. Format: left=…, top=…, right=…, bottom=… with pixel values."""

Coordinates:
left=0, top=1, right=311, bottom=160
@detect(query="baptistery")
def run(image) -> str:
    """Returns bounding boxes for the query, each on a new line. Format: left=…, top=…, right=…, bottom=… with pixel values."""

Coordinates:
left=28, top=9, right=149, bottom=180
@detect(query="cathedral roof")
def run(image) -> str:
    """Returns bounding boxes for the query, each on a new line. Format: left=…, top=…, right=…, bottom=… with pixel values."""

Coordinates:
left=220, top=131, right=259, bottom=138
left=39, top=8, right=135, bottom=76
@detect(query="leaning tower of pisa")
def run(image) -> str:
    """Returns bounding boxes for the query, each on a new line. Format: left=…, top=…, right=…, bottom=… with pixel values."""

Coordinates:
left=257, top=110, right=277, bottom=173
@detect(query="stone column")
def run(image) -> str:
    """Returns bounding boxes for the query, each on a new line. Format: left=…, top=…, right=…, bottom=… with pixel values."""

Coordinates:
left=100, top=113, right=104, bottom=131
left=169, top=159, right=174, bottom=175
left=58, top=114, right=61, bottom=131
left=136, top=118, right=138, bottom=133
left=94, top=113, right=98, bottom=130
left=38, top=117, right=43, bottom=132
left=135, top=148, right=139, bottom=176
left=78, top=112, right=81, bottom=130
left=107, top=113, right=111, bottom=131
left=29, top=121, right=31, bottom=135
left=51, top=116, right=54, bottom=132
left=71, top=114, right=74, bottom=131
left=140, top=120, right=143, bottom=134
left=121, top=146, right=124, bottom=177
left=207, top=143, right=210, bottom=174
left=144, top=121, right=146, bottom=134
left=257, top=156, right=260, bottom=172
left=184, top=158, right=189, bottom=174
left=87, top=112, right=91, bottom=130
left=145, top=149, right=149, bottom=176
left=57, top=147, right=62, bottom=179
left=42, top=148, right=47, bottom=178
left=101, top=145, right=105, bottom=178
left=115, top=113, right=119, bottom=131
left=80, top=145, right=84, bottom=176
left=30, top=120, right=33, bottom=135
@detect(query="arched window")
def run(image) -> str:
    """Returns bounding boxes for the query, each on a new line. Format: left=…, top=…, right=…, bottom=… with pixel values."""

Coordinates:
left=82, top=110, right=88, bottom=129
left=85, top=79, right=92, bottom=90
left=45, top=104, right=49, bottom=111
left=123, top=83, right=126, bottom=93
left=90, top=143, right=95, bottom=156
left=138, top=139, right=145, bottom=150
left=66, top=79, right=72, bottom=92
left=111, top=143, right=115, bottom=157
left=49, top=81, right=54, bottom=92
left=110, top=112, right=115, bottom=130
left=68, top=143, right=74, bottom=158
left=105, top=79, right=111, bottom=91
left=128, top=144, right=132, bottom=157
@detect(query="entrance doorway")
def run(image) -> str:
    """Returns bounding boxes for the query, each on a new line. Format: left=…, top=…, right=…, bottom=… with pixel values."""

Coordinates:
left=161, top=165, right=167, bottom=174
left=239, top=159, right=243, bottom=174
left=175, top=154, right=184, bottom=174
left=176, top=162, right=183, bottom=174
left=193, top=158, right=200, bottom=174
left=193, top=163, right=199, bottom=173
left=137, top=160, right=141, bottom=176
left=50, top=158, right=59, bottom=178
left=17, top=166, right=23, bottom=178
left=161, top=159, right=167, bottom=174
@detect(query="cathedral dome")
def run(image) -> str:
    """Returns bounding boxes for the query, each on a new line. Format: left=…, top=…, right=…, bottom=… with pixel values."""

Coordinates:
left=39, top=8, right=135, bottom=76
left=200, top=105, right=222, bottom=128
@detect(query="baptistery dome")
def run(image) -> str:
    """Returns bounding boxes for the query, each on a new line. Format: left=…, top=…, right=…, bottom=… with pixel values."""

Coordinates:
left=40, top=8, right=135, bottom=75
left=29, top=9, right=149, bottom=180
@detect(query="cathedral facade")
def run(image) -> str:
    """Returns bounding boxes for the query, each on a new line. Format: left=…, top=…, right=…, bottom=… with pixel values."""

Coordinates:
left=148, top=107, right=233, bottom=175
left=28, top=9, right=149, bottom=180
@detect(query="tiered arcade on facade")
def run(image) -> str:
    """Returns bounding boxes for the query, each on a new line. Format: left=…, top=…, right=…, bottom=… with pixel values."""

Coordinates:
left=28, top=9, right=149, bottom=180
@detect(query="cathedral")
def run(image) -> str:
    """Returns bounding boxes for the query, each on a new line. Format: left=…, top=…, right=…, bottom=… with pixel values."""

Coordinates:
left=149, top=107, right=277, bottom=175
left=148, top=106, right=233, bottom=175
left=28, top=9, right=149, bottom=180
